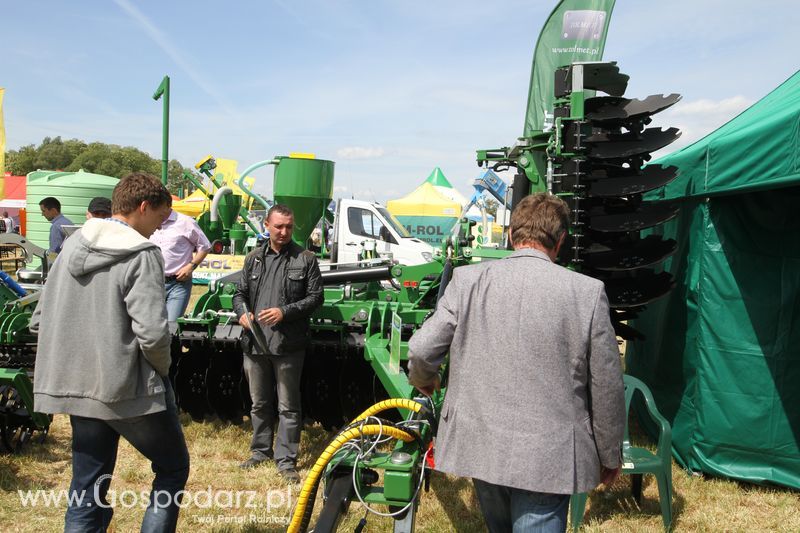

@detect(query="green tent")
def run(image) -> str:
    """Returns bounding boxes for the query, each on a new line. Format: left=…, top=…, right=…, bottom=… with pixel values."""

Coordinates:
left=424, top=167, right=454, bottom=189
left=627, top=70, right=800, bottom=488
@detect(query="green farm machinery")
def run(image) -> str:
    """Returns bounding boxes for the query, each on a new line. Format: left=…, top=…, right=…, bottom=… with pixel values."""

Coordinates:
left=0, top=235, right=51, bottom=453
left=180, top=153, right=335, bottom=258
left=171, top=55, right=685, bottom=527
left=181, top=155, right=262, bottom=257
left=0, top=3, right=687, bottom=530
left=0, top=66, right=683, bottom=533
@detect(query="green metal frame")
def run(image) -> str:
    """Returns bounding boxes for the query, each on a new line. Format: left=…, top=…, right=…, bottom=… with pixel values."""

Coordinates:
left=152, top=75, right=170, bottom=186
left=0, top=368, right=50, bottom=431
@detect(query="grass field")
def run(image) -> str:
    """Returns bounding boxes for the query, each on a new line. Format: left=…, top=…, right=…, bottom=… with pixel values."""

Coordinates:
left=1, top=412, right=798, bottom=532
left=2, top=290, right=797, bottom=531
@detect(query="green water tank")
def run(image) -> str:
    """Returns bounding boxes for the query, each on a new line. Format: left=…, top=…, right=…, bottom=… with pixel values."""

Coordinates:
left=26, top=170, right=119, bottom=252
left=272, top=156, right=334, bottom=245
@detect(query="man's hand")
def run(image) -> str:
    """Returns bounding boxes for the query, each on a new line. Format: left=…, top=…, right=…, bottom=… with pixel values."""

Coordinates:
left=175, top=262, right=195, bottom=282
left=258, top=307, right=284, bottom=326
left=239, top=312, right=255, bottom=330
left=600, top=466, right=621, bottom=486
left=416, top=375, right=441, bottom=397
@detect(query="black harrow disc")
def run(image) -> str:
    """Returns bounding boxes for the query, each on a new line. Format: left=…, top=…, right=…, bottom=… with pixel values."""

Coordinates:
left=206, top=343, right=246, bottom=422
left=585, top=93, right=682, bottom=125
left=338, top=351, right=381, bottom=422
left=172, top=340, right=211, bottom=421
left=602, top=271, right=676, bottom=309
left=582, top=235, right=678, bottom=271
left=302, top=337, right=345, bottom=431
left=0, top=385, right=45, bottom=454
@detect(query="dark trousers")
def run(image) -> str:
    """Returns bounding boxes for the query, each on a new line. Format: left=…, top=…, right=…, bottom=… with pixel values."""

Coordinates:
left=473, top=478, right=569, bottom=533
left=65, top=380, right=190, bottom=533
left=243, top=351, right=304, bottom=471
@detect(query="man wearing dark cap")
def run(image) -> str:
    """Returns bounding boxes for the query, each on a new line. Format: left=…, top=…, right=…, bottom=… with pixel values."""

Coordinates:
left=87, top=197, right=112, bottom=219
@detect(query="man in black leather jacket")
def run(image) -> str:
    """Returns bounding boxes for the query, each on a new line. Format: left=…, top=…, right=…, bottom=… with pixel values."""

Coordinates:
left=232, top=204, right=323, bottom=479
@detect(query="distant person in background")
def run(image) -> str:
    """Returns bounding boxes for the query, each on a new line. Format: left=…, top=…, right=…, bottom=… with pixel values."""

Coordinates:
left=86, top=197, right=112, bottom=219
left=150, top=209, right=211, bottom=321
left=309, top=227, right=323, bottom=253
left=1, top=211, right=13, bottom=233
left=39, top=197, right=73, bottom=254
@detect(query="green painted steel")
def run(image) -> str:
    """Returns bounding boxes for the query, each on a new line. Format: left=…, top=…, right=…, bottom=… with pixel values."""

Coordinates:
left=0, top=368, right=50, bottom=431
left=228, top=223, right=248, bottom=255
left=152, top=75, right=170, bottom=186
left=26, top=170, right=118, bottom=252
left=215, top=193, right=242, bottom=229
left=478, top=0, right=616, bottom=198
left=272, top=156, right=334, bottom=245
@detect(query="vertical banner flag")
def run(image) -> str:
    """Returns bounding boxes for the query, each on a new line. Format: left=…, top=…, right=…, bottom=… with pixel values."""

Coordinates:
left=0, top=88, right=6, bottom=199
left=524, top=0, right=616, bottom=136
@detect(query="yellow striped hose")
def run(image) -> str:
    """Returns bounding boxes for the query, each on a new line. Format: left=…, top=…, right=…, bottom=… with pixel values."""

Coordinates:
left=350, top=398, right=425, bottom=423
left=287, top=423, right=417, bottom=533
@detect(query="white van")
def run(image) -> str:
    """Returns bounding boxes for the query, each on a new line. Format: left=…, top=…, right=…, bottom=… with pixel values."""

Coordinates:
left=331, top=199, right=434, bottom=267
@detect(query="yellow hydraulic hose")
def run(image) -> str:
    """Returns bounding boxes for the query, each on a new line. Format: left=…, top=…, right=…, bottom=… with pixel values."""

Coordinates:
left=287, top=424, right=416, bottom=533
left=350, top=398, right=425, bottom=423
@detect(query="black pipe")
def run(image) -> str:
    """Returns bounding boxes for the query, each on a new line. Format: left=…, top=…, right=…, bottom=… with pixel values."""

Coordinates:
left=509, top=171, right=531, bottom=250
left=511, top=171, right=529, bottom=212
left=321, top=265, right=393, bottom=285
left=435, top=257, right=453, bottom=306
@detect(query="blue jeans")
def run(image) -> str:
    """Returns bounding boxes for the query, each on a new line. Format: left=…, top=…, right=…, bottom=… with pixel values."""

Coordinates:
left=473, top=478, right=569, bottom=533
left=65, top=380, right=190, bottom=533
left=165, top=278, right=193, bottom=322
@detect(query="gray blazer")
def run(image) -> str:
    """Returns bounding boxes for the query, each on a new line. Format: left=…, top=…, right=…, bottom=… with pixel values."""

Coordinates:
left=408, top=248, right=625, bottom=494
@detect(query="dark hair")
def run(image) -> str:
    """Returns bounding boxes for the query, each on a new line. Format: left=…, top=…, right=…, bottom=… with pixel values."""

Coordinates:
left=267, top=204, right=294, bottom=221
left=112, top=172, right=172, bottom=215
left=87, top=196, right=112, bottom=215
left=510, top=193, right=570, bottom=250
left=39, top=197, right=61, bottom=212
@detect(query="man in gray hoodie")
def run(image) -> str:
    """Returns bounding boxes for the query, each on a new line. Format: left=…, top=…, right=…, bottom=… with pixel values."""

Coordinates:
left=31, top=172, right=189, bottom=533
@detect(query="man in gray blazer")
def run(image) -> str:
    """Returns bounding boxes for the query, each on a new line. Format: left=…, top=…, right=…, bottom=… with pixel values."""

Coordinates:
left=408, top=193, right=625, bottom=532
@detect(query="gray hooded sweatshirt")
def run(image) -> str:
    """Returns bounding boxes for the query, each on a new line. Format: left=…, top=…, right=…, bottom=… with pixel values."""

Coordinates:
left=31, top=217, right=172, bottom=420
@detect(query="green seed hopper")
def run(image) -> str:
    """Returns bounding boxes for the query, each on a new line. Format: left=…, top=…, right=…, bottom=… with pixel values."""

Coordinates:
left=272, top=154, right=334, bottom=245
left=186, top=154, right=333, bottom=255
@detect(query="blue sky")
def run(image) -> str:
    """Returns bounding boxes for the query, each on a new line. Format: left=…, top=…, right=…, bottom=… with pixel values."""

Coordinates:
left=2, top=0, right=798, bottom=202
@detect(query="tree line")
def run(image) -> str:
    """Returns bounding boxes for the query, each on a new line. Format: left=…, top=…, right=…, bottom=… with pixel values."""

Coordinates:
left=4, top=136, right=194, bottom=196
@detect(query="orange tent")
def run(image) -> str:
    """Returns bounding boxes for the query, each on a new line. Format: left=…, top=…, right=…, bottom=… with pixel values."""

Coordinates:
left=0, top=174, right=26, bottom=234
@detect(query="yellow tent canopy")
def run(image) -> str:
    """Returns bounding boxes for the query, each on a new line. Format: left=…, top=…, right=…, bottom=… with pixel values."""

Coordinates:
left=172, top=188, right=209, bottom=218
left=386, top=182, right=461, bottom=217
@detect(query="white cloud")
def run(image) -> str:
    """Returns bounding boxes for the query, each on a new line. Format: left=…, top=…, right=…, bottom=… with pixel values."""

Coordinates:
left=336, top=147, right=386, bottom=160
left=668, top=96, right=752, bottom=118
left=333, top=185, right=348, bottom=193
left=654, top=95, right=754, bottom=156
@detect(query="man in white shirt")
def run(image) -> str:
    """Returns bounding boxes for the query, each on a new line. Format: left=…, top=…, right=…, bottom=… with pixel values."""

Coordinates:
left=2, top=211, right=13, bottom=233
left=149, top=209, right=211, bottom=321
